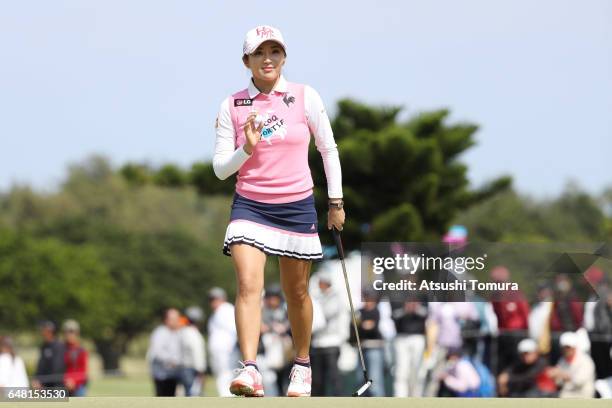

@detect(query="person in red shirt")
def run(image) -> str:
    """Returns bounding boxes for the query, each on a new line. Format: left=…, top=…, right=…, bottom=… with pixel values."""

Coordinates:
left=498, top=338, right=557, bottom=397
left=490, top=266, right=530, bottom=374
left=62, top=320, right=88, bottom=396
left=549, top=274, right=584, bottom=364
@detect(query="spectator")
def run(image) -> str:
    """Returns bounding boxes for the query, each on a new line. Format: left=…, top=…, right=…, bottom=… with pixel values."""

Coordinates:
left=549, top=274, right=584, bottom=364
left=207, top=287, right=238, bottom=397
left=352, top=289, right=385, bottom=397
left=490, top=266, right=530, bottom=374
left=583, top=269, right=612, bottom=397
left=528, top=283, right=554, bottom=355
left=423, top=302, right=477, bottom=396
left=180, top=306, right=207, bottom=396
left=259, top=284, right=292, bottom=396
left=310, top=271, right=347, bottom=396
left=392, top=300, right=427, bottom=397
left=549, top=331, right=595, bottom=398
left=472, top=297, right=498, bottom=370
left=583, top=267, right=604, bottom=337
left=498, top=338, right=556, bottom=397
left=589, top=285, right=612, bottom=380
left=437, top=347, right=480, bottom=397
left=0, top=336, right=29, bottom=389
left=62, top=320, right=88, bottom=396
left=147, top=309, right=182, bottom=396
left=32, top=321, right=65, bottom=389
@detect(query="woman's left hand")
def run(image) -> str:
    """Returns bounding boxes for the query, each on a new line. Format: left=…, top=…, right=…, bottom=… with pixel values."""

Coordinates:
left=327, top=207, right=345, bottom=231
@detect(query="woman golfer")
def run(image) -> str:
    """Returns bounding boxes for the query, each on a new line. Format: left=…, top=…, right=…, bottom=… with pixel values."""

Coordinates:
left=213, top=25, right=344, bottom=397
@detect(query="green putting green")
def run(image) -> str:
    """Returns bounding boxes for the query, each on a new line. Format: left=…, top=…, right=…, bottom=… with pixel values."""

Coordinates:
left=7, top=398, right=611, bottom=408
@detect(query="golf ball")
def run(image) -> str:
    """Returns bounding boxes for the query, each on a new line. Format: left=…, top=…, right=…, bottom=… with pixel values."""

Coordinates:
left=253, top=114, right=264, bottom=128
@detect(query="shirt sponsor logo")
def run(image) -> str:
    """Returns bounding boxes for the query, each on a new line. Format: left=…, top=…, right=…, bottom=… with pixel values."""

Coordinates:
left=283, top=94, right=295, bottom=107
left=234, top=99, right=253, bottom=107
left=259, top=113, right=287, bottom=144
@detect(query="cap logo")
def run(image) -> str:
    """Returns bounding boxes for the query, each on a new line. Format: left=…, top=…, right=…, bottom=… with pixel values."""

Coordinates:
left=256, top=26, right=274, bottom=38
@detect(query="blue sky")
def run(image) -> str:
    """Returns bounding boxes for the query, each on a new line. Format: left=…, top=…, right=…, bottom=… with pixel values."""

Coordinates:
left=1, top=0, right=610, bottom=197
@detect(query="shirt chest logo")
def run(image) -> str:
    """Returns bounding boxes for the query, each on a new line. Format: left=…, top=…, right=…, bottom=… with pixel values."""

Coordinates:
left=257, top=111, right=287, bottom=144
left=283, top=94, right=295, bottom=107
left=234, top=98, right=253, bottom=107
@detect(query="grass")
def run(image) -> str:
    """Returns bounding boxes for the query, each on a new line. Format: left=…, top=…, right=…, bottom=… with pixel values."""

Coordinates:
left=7, top=397, right=612, bottom=408
left=86, top=356, right=219, bottom=397
left=13, top=338, right=610, bottom=406
left=18, top=342, right=218, bottom=397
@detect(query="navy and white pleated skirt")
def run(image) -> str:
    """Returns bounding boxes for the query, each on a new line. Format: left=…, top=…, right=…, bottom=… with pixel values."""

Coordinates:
left=223, top=193, right=323, bottom=260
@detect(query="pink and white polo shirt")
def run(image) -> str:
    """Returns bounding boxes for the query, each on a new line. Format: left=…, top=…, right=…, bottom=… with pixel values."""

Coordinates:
left=213, top=76, right=342, bottom=204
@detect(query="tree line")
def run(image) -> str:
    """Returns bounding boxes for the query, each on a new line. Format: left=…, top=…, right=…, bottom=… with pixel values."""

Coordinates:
left=0, top=99, right=609, bottom=371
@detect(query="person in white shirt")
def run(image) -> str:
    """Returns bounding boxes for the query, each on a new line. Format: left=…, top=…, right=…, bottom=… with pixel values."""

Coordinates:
left=528, top=283, right=554, bottom=353
left=180, top=306, right=207, bottom=396
left=146, top=308, right=182, bottom=396
left=0, top=336, right=29, bottom=392
left=437, top=347, right=481, bottom=397
left=549, top=331, right=596, bottom=398
left=310, top=271, right=349, bottom=396
left=207, top=287, right=238, bottom=397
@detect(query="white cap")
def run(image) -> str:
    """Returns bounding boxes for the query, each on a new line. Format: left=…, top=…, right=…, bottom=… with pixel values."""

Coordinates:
left=185, top=306, right=204, bottom=323
left=208, top=287, right=227, bottom=300
left=517, top=338, right=537, bottom=353
left=62, top=319, right=80, bottom=333
left=317, top=270, right=334, bottom=284
left=243, top=25, right=286, bottom=55
left=559, top=331, right=578, bottom=348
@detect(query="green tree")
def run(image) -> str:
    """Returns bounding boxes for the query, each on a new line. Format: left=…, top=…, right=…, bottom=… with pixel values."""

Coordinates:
left=120, top=163, right=154, bottom=186
left=153, top=164, right=188, bottom=187
left=455, top=185, right=609, bottom=242
left=0, top=229, right=118, bottom=336
left=603, top=187, right=612, bottom=238
left=0, top=156, right=239, bottom=371
left=189, top=161, right=235, bottom=195
left=309, top=99, right=510, bottom=248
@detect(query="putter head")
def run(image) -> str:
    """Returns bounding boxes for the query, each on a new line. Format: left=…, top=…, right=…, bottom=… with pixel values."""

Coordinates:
left=353, top=379, right=373, bottom=397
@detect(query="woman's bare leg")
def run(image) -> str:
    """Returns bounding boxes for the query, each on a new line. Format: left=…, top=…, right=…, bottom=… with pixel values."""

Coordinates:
left=231, top=244, right=266, bottom=361
left=279, top=257, right=313, bottom=358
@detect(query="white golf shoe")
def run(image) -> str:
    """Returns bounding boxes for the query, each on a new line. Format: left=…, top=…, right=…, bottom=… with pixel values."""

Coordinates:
left=286, top=364, right=312, bottom=397
left=229, top=363, right=264, bottom=397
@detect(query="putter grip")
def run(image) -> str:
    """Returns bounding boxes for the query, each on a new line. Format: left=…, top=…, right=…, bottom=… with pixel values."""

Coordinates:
left=331, top=227, right=345, bottom=260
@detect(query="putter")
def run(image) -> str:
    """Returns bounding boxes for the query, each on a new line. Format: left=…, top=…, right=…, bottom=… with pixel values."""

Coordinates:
left=331, top=227, right=373, bottom=397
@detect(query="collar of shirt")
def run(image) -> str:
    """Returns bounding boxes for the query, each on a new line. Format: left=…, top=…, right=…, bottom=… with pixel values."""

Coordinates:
left=247, top=75, right=288, bottom=99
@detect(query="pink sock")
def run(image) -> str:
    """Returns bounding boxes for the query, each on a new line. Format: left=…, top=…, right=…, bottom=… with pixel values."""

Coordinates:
left=294, top=356, right=310, bottom=368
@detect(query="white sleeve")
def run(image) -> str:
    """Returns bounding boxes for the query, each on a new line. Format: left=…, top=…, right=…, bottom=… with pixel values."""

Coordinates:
left=146, top=326, right=162, bottom=362
left=304, top=85, right=343, bottom=199
left=16, top=357, right=29, bottom=388
left=377, top=302, right=398, bottom=340
left=583, top=301, right=596, bottom=331
left=219, top=303, right=238, bottom=336
left=212, top=97, right=252, bottom=180
left=191, top=330, right=207, bottom=373
left=311, top=297, right=327, bottom=333
left=199, top=333, right=207, bottom=373
left=485, top=302, right=499, bottom=336
left=0, top=355, right=9, bottom=386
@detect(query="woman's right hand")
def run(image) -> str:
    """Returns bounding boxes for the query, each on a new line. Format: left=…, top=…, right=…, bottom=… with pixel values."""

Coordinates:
left=242, top=111, right=264, bottom=155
